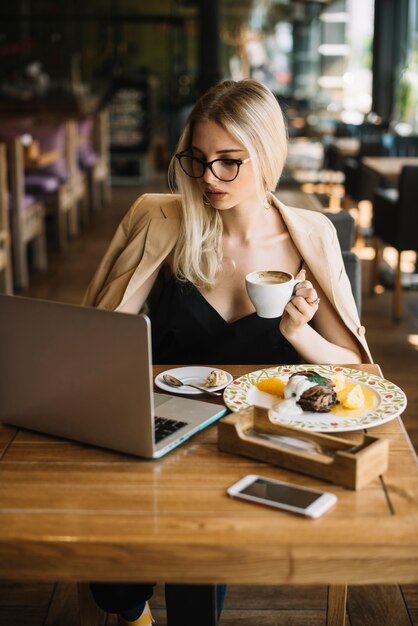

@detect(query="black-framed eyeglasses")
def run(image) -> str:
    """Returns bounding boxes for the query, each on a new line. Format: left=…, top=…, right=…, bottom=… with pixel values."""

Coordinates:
left=175, top=152, right=251, bottom=182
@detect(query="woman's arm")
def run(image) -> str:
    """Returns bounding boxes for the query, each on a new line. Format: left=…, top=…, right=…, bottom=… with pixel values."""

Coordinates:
left=280, top=269, right=362, bottom=364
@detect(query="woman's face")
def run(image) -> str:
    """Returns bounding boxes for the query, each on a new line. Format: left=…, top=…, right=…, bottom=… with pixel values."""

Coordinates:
left=190, top=119, right=259, bottom=212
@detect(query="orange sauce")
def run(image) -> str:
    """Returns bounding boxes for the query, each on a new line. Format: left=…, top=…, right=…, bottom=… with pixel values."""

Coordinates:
left=331, top=382, right=378, bottom=418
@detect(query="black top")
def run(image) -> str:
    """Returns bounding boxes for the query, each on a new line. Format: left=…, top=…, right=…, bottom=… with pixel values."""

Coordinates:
left=150, top=276, right=300, bottom=366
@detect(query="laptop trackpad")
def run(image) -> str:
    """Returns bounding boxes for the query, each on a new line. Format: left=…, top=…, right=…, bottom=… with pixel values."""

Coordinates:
left=154, top=392, right=174, bottom=408
left=155, top=393, right=225, bottom=424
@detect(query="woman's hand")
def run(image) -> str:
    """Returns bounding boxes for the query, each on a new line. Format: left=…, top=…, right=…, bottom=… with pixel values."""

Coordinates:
left=279, top=269, right=320, bottom=338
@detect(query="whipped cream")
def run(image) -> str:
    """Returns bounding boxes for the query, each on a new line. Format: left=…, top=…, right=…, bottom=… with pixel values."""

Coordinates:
left=272, top=398, right=304, bottom=416
left=271, top=375, right=317, bottom=417
left=284, top=375, right=317, bottom=400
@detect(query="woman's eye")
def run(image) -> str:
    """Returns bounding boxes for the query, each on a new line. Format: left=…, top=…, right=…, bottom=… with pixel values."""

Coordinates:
left=220, top=159, right=236, bottom=166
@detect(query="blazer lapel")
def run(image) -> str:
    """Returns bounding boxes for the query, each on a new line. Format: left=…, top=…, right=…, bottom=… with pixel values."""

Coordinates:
left=274, top=198, right=337, bottom=300
left=273, top=196, right=360, bottom=325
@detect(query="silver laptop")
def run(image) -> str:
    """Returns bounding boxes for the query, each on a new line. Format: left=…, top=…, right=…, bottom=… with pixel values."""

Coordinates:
left=0, top=295, right=227, bottom=458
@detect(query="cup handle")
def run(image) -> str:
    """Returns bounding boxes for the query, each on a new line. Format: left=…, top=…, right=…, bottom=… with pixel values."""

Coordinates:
left=292, top=277, right=304, bottom=291
left=289, top=277, right=304, bottom=301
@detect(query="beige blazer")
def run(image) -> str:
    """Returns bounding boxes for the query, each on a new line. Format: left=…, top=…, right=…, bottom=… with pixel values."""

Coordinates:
left=82, top=193, right=372, bottom=363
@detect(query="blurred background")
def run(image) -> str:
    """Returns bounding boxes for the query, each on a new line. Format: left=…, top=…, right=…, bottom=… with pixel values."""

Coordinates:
left=1, top=0, right=416, bottom=178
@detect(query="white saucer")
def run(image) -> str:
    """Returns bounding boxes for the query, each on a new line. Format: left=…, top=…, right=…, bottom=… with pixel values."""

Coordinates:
left=155, top=366, right=233, bottom=395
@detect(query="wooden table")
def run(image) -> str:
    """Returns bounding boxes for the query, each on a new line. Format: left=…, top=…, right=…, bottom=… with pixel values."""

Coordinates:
left=362, top=156, right=418, bottom=185
left=0, top=364, right=417, bottom=626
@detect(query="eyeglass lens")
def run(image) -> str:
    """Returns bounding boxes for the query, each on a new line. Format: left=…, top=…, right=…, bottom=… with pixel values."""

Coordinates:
left=178, top=155, right=240, bottom=181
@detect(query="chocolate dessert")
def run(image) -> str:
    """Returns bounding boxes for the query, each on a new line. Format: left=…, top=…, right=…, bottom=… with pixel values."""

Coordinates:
left=288, top=371, right=338, bottom=413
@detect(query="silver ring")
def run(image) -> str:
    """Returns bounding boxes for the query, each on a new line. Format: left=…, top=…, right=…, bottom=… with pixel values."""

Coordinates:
left=310, top=297, right=320, bottom=305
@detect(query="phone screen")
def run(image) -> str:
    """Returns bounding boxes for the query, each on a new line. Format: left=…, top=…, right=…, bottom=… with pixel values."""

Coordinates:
left=240, top=477, right=321, bottom=509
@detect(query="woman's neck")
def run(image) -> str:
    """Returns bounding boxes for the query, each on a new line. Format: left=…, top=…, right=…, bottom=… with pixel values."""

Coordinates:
left=220, top=198, right=285, bottom=242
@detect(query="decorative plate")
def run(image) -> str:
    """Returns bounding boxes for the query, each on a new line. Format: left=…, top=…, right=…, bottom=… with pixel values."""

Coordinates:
left=223, top=365, right=407, bottom=432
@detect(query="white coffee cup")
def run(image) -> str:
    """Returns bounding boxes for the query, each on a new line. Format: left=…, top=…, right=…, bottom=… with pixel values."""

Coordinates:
left=245, top=270, right=303, bottom=318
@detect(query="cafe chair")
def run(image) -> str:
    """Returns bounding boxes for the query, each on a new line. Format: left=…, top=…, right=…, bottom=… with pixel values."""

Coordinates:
left=24, top=120, right=86, bottom=249
left=0, top=117, right=86, bottom=249
left=95, top=110, right=111, bottom=209
left=337, top=119, right=388, bottom=138
left=68, top=119, right=89, bottom=227
left=8, top=136, right=47, bottom=290
left=78, top=110, right=111, bottom=213
left=371, top=165, right=418, bottom=321
left=324, top=120, right=388, bottom=172
left=0, top=143, right=13, bottom=294
left=323, top=211, right=361, bottom=314
left=389, top=134, right=418, bottom=157
left=343, top=133, right=391, bottom=203
left=324, top=210, right=355, bottom=251
left=342, top=250, right=362, bottom=315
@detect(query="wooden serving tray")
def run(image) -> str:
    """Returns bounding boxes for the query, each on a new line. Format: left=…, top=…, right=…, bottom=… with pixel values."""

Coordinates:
left=218, top=405, right=389, bottom=489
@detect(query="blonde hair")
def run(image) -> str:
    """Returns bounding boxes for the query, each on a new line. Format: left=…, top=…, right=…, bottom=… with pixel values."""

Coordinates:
left=168, top=79, right=288, bottom=287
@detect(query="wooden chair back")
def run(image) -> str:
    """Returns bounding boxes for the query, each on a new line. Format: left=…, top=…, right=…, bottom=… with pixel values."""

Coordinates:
left=0, top=143, right=13, bottom=293
left=371, top=165, right=418, bottom=321
left=391, top=135, right=418, bottom=157
left=92, top=109, right=111, bottom=209
left=65, top=120, right=79, bottom=180
left=23, top=119, right=83, bottom=249
left=394, top=166, right=418, bottom=250
left=8, top=136, right=47, bottom=289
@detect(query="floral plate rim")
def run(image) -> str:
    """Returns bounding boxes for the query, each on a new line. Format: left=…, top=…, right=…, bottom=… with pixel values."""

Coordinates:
left=222, top=364, right=407, bottom=432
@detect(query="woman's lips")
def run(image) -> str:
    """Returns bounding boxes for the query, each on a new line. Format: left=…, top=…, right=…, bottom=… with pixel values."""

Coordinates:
left=205, top=188, right=227, bottom=201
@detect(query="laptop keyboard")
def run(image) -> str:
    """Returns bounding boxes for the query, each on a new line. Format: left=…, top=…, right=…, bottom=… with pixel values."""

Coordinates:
left=154, top=416, right=188, bottom=444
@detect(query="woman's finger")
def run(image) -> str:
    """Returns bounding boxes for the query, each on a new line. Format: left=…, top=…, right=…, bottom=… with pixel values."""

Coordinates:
left=291, top=296, right=316, bottom=317
left=294, top=268, right=306, bottom=282
left=287, top=295, right=319, bottom=323
left=294, top=281, right=311, bottom=293
left=295, top=285, right=317, bottom=300
left=285, top=298, right=311, bottom=321
left=284, top=301, right=305, bottom=323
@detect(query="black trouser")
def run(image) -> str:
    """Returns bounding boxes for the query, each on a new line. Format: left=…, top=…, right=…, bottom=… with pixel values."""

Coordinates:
left=90, top=582, right=226, bottom=625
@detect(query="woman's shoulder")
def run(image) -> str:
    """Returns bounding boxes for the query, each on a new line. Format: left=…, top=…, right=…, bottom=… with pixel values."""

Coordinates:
left=128, top=193, right=182, bottom=222
left=273, top=195, right=335, bottom=237
left=291, top=205, right=334, bottom=229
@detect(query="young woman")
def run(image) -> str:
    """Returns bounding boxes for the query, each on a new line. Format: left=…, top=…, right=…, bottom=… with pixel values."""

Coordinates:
left=84, top=79, right=371, bottom=625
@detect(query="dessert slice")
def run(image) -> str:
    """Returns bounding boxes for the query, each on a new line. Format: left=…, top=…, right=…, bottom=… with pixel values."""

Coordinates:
left=205, top=369, right=229, bottom=387
left=288, top=371, right=338, bottom=413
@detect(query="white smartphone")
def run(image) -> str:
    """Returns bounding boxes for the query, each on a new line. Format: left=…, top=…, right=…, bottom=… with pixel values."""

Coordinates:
left=227, top=474, right=337, bottom=518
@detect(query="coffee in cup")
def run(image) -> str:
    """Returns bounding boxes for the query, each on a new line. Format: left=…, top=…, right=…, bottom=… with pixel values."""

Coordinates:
left=245, top=270, right=302, bottom=318
left=254, top=270, right=291, bottom=285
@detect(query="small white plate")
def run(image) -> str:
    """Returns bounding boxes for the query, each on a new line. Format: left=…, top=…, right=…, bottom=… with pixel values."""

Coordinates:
left=155, top=366, right=233, bottom=395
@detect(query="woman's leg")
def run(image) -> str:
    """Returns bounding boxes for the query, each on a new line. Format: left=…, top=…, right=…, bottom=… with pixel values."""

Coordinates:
left=165, top=584, right=227, bottom=626
left=89, top=582, right=155, bottom=619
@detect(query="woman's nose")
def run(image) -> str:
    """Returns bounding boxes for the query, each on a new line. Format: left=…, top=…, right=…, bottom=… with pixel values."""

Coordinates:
left=202, top=164, right=217, bottom=184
